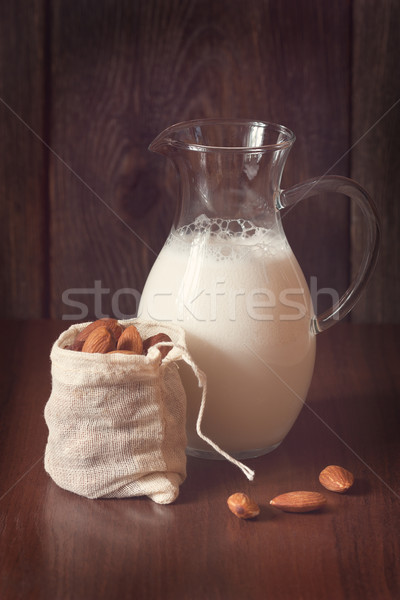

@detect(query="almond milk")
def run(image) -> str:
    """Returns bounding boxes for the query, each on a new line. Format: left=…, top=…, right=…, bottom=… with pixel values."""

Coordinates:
left=139, top=216, right=316, bottom=458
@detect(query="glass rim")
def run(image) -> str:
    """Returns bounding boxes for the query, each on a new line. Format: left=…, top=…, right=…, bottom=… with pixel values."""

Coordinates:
left=150, top=118, right=296, bottom=154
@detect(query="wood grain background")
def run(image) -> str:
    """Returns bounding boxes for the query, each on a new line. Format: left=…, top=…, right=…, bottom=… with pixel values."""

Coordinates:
left=0, top=0, right=399, bottom=322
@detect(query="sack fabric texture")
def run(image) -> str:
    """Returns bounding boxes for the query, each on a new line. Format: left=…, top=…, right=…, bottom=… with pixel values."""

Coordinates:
left=44, top=319, right=190, bottom=504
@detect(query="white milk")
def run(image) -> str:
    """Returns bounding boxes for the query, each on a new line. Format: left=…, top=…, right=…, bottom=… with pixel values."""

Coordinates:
left=139, top=216, right=316, bottom=458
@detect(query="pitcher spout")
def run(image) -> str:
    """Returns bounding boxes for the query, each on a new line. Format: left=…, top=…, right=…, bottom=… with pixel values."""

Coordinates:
left=148, top=120, right=197, bottom=155
left=148, top=128, right=172, bottom=155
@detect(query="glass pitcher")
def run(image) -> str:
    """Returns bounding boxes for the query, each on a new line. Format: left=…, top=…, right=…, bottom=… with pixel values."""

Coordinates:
left=138, top=119, right=380, bottom=460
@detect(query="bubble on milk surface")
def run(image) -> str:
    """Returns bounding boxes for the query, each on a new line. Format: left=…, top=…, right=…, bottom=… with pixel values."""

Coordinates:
left=168, top=214, right=285, bottom=261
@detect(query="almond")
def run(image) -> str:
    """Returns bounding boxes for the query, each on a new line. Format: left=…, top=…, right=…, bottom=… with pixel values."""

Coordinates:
left=227, top=493, right=260, bottom=519
left=143, top=333, right=172, bottom=360
left=75, top=318, right=123, bottom=343
left=270, top=491, right=326, bottom=513
left=82, top=326, right=116, bottom=354
left=319, top=465, right=354, bottom=493
left=117, top=325, right=143, bottom=354
left=65, top=339, right=84, bottom=352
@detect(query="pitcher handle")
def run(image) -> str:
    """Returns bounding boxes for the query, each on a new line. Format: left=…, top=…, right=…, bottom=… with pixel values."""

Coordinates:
left=279, top=175, right=380, bottom=334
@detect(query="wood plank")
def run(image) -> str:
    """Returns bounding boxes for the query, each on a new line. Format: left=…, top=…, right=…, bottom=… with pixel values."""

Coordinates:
left=49, top=0, right=351, bottom=321
left=49, top=0, right=179, bottom=320
left=351, top=0, right=400, bottom=322
left=264, top=0, right=351, bottom=318
left=0, top=1, right=47, bottom=318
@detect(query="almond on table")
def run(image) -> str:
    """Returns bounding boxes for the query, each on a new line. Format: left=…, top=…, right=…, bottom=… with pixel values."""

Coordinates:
left=270, top=491, right=326, bottom=513
left=319, top=465, right=354, bottom=493
left=227, top=492, right=260, bottom=519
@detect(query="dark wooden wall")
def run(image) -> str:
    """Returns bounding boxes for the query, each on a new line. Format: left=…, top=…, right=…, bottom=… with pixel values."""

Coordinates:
left=0, top=0, right=399, bottom=322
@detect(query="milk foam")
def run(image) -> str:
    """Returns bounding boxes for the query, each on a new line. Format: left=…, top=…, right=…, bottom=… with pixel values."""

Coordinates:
left=167, top=214, right=287, bottom=261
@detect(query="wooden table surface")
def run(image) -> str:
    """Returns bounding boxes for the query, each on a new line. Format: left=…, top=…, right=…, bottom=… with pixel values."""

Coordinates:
left=0, top=320, right=399, bottom=600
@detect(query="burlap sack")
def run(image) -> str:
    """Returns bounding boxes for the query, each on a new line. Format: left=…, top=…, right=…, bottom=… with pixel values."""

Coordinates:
left=44, top=319, right=193, bottom=504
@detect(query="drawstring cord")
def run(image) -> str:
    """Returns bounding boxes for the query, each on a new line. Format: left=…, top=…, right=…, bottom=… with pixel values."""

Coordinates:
left=174, top=345, right=255, bottom=481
